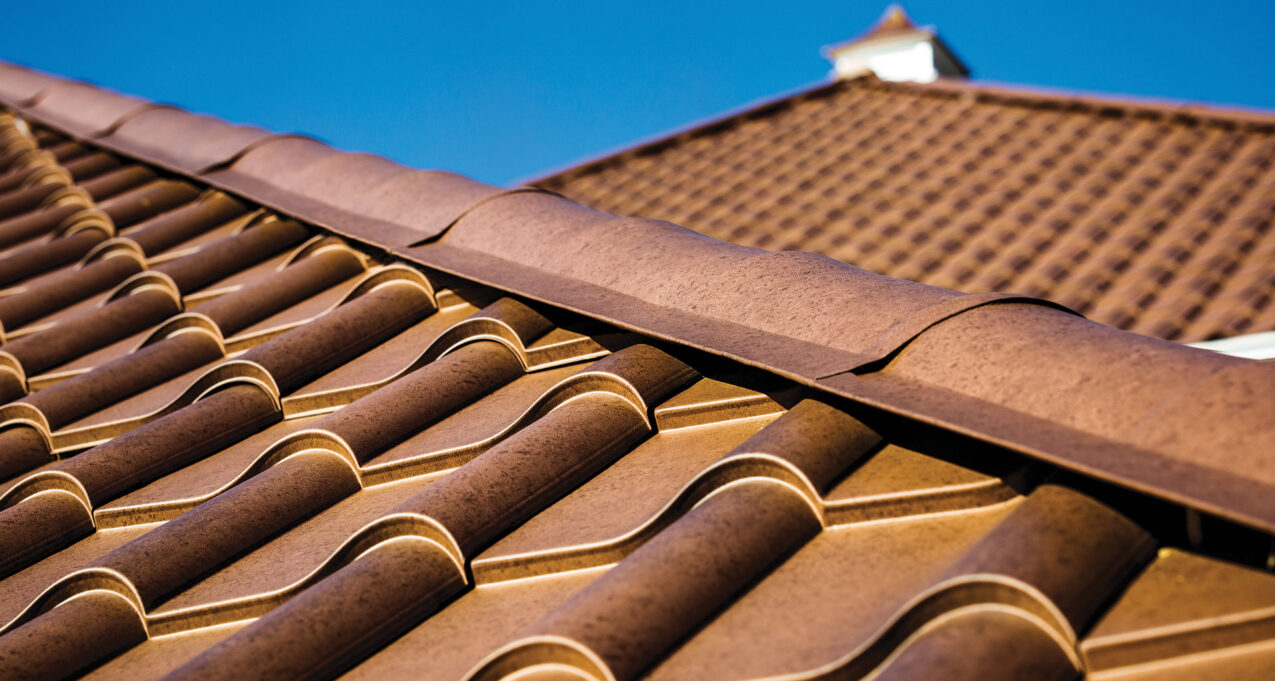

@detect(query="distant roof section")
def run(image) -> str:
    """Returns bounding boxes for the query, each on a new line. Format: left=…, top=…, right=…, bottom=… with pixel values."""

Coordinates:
left=822, top=5, right=969, bottom=82
left=532, top=76, right=1275, bottom=343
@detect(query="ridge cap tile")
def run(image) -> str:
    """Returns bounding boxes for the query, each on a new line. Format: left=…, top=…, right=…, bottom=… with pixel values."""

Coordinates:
left=1122, top=359, right=1275, bottom=466
left=99, top=107, right=274, bottom=175
left=201, top=135, right=507, bottom=247
left=400, top=240, right=866, bottom=377
left=426, top=209, right=1073, bottom=372
left=878, top=301, right=1251, bottom=436
left=221, top=135, right=342, bottom=183
left=19, top=81, right=155, bottom=138
left=347, top=169, right=505, bottom=235
left=0, top=62, right=59, bottom=106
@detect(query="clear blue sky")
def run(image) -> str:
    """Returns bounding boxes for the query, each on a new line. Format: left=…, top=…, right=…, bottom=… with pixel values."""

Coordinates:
left=3, top=1, right=1272, bottom=186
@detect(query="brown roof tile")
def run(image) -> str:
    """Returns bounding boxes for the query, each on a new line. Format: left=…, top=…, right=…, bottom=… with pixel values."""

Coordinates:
left=202, top=136, right=510, bottom=249
left=533, top=76, right=1275, bottom=342
left=0, top=63, right=58, bottom=106
left=0, top=62, right=1270, bottom=681
left=100, top=107, right=274, bottom=175
left=21, top=81, right=155, bottom=138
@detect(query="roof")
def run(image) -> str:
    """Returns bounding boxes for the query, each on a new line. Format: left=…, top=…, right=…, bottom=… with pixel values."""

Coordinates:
left=0, top=62, right=1272, bottom=681
left=532, top=75, right=1275, bottom=343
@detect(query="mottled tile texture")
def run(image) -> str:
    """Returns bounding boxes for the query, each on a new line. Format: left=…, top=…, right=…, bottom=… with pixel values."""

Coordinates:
left=0, top=62, right=1271, bottom=681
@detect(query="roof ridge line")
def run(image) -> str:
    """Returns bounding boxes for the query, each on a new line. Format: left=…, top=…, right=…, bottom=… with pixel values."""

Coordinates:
left=527, top=73, right=1275, bottom=188
left=3, top=60, right=1273, bottom=534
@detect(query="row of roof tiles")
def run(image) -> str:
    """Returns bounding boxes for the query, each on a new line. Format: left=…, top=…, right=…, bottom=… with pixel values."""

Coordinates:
left=0, top=63, right=1270, bottom=680
left=0, top=141, right=1259, bottom=678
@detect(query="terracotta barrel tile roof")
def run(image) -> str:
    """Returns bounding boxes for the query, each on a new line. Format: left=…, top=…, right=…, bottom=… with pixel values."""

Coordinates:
left=0, top=62, right=1270, bottom=681
left=533, top=76, right=1275, bottom=343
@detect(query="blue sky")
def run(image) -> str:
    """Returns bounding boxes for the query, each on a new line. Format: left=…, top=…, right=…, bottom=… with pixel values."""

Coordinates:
left=3, top=1, right=1272, bottom=186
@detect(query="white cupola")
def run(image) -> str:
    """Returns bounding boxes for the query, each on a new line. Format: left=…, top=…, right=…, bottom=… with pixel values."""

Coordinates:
left=823, top=5, right=969, bottom=83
